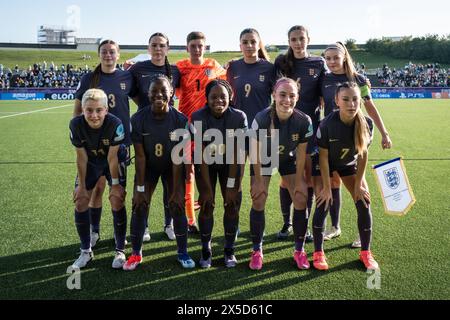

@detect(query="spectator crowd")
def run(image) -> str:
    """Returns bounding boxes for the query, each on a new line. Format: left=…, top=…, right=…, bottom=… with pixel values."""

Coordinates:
left=376, top=62, right=449, bottom=87
left=0, top=62, right=93, bottom=89
left=0, top=60, right=449, bottom=89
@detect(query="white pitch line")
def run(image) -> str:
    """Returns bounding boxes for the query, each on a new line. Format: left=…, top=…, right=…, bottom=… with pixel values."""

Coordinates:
left=0, top=104, right=72, bottom=119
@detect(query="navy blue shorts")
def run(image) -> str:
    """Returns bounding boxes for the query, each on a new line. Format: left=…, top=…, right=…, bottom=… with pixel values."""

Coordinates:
left=311, top=155, right=357, bottom=178
left=75, top=144, right=128, bottom=191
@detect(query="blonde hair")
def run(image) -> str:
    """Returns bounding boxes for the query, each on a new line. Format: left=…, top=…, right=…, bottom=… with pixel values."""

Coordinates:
left=325, top=42, right=357, bottom=82
left=335, top=82, right=370, bottom=156
left=81, top=88, right=108, bottom=109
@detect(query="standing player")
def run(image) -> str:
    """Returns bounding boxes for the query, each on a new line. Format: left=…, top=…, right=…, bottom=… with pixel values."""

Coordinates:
left=127, top=33, right=180, bottom=241
left=123, top=74, right=195, bottom=271
left=249, top=78, right=313, bottom=270
left=70, top=88, right=127, bottom=269
left=226, top=28, right=276, bottom=235
left=191, top=79, right=247, bottom=268
left=321, top=42, right=392, bottom=245
left=227, top=28, right=276, bottom=126
left=312, top=81, right=379, bottom=271
left=175, top=31, right=227, bottom=233
left=274, top=25, right=326, bottom=241
left=74, top=40, right=136, bottom=248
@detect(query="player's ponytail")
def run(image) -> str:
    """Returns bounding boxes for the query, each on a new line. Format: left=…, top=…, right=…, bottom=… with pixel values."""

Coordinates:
left=278, top=25, right=310, bottom=78
left=336, top=42, right=356, bottom=82
left=90, top=39, right=119, bottom=89
left=354, top=109, right=370, bottom=157
left=164, top=56, right=173, bottom=82
left=239, top=28, right=270, bottom=62
left=336, top=82, right=370, bottom=156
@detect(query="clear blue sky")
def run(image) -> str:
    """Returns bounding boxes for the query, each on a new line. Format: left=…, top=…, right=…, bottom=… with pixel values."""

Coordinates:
left=1, top=0, right=448, bottom=51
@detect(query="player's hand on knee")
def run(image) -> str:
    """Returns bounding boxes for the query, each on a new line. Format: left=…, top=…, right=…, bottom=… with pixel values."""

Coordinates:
left=317, top=187, right=332, bottom=211
left=355, top=185, right=371, bottom=207
left=109, top=184, right=125, bottom=202
left=132, top=192, right=148, bottom=210
left=73, top=186, right=89, bottom=203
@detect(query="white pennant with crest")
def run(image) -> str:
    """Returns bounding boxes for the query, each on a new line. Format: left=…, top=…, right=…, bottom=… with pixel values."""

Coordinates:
left=372, top=157, right=415, bottom=216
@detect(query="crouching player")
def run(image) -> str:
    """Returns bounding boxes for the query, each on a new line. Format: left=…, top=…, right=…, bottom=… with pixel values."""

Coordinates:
left=312, top=81, right=379, bottom=271
left=123, top=74, right=195, bottom=270
left=249, top=77, right=313, bottom=270
left=69, top=88, right=128, bottom=269
left=191, top=79, right=248, bottom=268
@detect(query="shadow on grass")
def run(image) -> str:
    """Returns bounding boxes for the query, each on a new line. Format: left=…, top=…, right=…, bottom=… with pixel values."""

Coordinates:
left=0, top=232, right=366, bottom=300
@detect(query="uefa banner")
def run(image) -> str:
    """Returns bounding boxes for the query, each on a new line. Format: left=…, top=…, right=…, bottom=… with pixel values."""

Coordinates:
left=372, top=157, right=416, bottom=216
left=371, top=87, right=450, bottom=99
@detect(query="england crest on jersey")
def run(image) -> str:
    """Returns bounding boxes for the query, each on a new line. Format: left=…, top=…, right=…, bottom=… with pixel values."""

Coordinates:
left=259, top=75, right=265, bottom=82
left=383, top=167, right=400, bottom=189
left=205, top=69, right=212, bottom=77
left=120, top=82, right=127, bottom=91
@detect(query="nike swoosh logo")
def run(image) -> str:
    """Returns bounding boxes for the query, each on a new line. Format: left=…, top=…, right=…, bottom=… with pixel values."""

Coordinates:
left=233, top=76, right=240, bottom=79
left=141, top=75, right=151, bottom=78
left=81, top=140, right=87, bottom=143
left=325, top=84, right=333, bottom=88
left=142, top=133, right=150, bottom=136
left=329, top=139, right=339, bottom=142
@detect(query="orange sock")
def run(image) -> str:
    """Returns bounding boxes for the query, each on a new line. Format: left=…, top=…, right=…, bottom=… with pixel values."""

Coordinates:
left=185, top=179, right=196, bottom=225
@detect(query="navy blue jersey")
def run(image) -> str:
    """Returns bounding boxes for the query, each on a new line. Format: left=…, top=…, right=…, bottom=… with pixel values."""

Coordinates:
left=129, top=60, right=180, bottom=109
left=252, top=108, right=313, bottom=166
left=69, top=113, right=124, bottom=165
left=75, top=69, right=136, bottom=146
left=321, top=72, right=371, bottom=116
left=131, top=106, right=188, bottom=172
left=226, top=59, right=276, bottom=125
left=191, top=106, right=248, bottom=165
left=274, top=55, right=325, bottom=127
left=316, top=111, right=374, bottom=171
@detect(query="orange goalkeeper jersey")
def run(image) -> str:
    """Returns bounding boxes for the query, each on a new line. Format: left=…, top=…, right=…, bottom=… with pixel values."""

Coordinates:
left=175, top=58, right=226, bottom=119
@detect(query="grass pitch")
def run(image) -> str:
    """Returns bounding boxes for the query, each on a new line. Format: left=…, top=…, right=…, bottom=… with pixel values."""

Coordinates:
left=0, top=99, right=449, bottom=300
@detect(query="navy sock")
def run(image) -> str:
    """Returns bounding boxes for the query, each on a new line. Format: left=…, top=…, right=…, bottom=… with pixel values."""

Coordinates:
left=89, top=207, right=102, bottom=234
left=236, top=191, right=243, bottom=214
left=75, top=209, right=91, bottom=250
left=355, top=200, right=372, bottom=251
left=330, top=188, right=341, bottom=228
left=130, top=205, right=148, bottom=256
left=279, top=187, right=292, bottom=226
left=199, top=214, right=214, bottom=251
left=172, top=213, right=188, bottom=254
left=224, top=214, right=239, bottom=249
left=250, top=208, right=265, bottom=251
left=112, top=207, right=127, bottom=251
left=312, top=203, right=328, bottom=252
left=163, top=182, right=172, bottom=226
left=293, top=209, right=309, bottom=252
left=307, top=187, right=314, bottom=214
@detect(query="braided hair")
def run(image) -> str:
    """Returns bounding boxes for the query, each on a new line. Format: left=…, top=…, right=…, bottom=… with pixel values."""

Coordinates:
left=205, top=79, right=234, bottom=102
left=149, top=33, right=173, bottom=82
